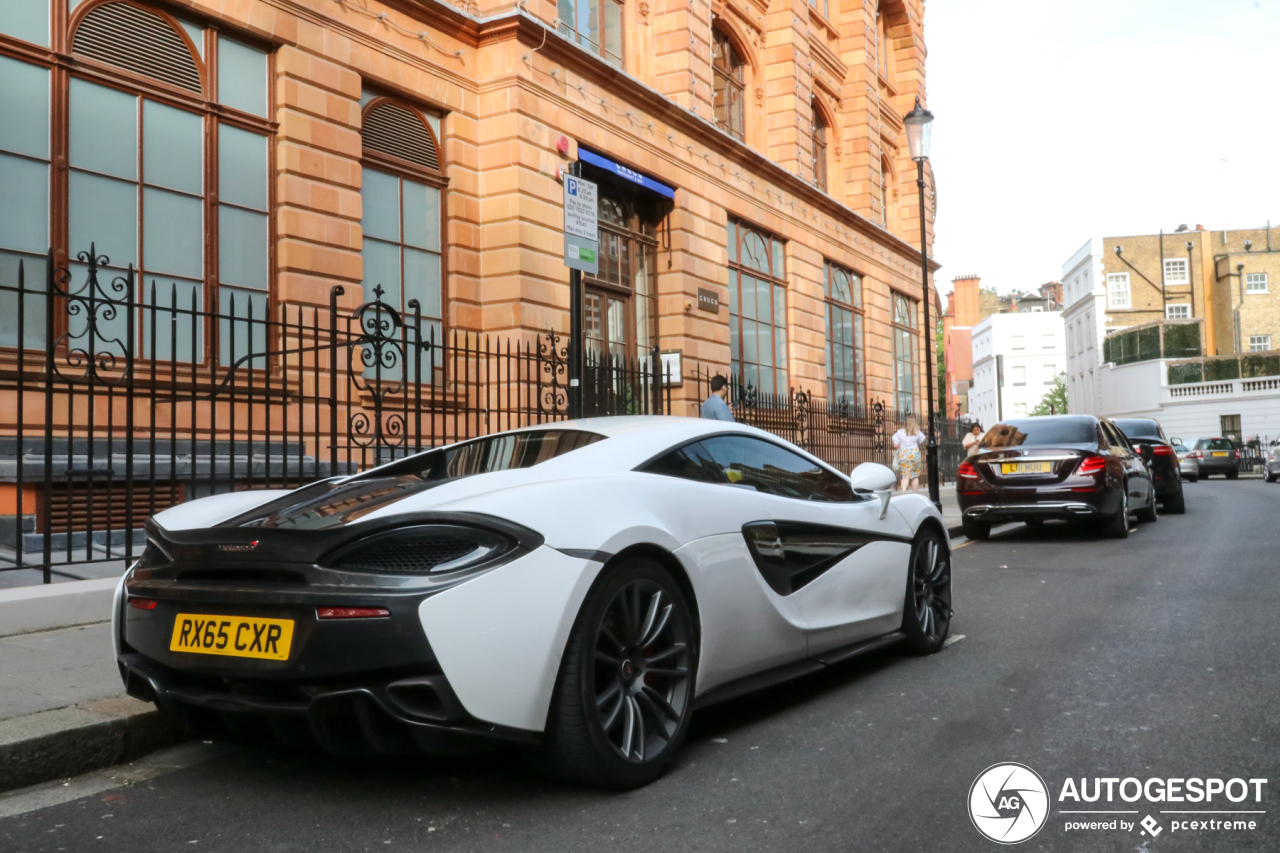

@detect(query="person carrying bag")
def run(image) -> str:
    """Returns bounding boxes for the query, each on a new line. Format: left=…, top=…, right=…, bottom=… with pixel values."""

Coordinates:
left=892, top=415, right=927, bottom=494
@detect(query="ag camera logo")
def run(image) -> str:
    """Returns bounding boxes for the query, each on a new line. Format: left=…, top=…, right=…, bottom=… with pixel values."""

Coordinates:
left=969, top=763, right=1050, bottom=844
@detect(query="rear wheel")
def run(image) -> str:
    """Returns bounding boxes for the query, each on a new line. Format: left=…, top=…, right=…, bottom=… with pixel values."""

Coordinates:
left=961, top=517, right=990, bottom=541
left=1265, top=471, right=1277, bottom=483
left=1226, top=469, right=1239, bottom=480
left=1163, top=484, right=1186, bottom=514
left=533, top=556, right=696, bottom=789
left=903, top=527, right=951, bottom=654
left=1102, top=489, right=1130, bottom=539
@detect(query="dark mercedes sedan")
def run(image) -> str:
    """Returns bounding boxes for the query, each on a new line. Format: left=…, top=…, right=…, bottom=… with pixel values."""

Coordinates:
left=957, top=415, right=1156, bottom=540
left=1114, top=418, right=1186, bottom=514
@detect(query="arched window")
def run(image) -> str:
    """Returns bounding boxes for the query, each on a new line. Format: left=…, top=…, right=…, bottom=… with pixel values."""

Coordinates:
left=712, top=29, right=745, bottom=142
left=811, top=100, right=829, bottom=192
left=359, top=98, right=446, bottom=375
left=728, top=218, right=788, bottom=396
left=0, top=1, right=273, bottom=362
left=824, top=261, right=863, bottom=407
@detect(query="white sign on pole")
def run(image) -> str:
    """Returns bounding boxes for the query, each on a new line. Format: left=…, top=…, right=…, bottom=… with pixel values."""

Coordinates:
left=563, top=176, right=599, bottom=241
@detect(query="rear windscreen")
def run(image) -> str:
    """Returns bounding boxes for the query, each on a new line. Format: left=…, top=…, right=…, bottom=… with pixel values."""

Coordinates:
left=1114, top=420, right=1161, bottom=440
left=1197, top=438, right=1235, bottom=450
left=239, top=429, right=604, bottom=530
left=978, top=419, right=1097, bottom=449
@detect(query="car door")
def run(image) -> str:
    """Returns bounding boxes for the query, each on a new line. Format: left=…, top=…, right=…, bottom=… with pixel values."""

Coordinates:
left=694, top=435, right=914, bottom=657
left=1102, top=420, right=1150, bottom=508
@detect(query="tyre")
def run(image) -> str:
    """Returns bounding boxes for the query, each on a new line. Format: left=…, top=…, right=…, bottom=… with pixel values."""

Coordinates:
left=1024, top=518, right=1044, bottom=527
left=1187, top=475, right=1198, bottom=483
left=1265, top=471, right=1277, bottom=483
left=1136, top=485, right=1158, bottom=523
left=903, top=527, right=951, bottom=655
left=533, top=556, right=696, bottom=789
left=1163, top=486, right=1186, bottom=514
left=1226, top=469, right=1239, bottom=480
left=961, top=517, right=990, bottom=541
left=1102, top=489, right=1129, bottom=539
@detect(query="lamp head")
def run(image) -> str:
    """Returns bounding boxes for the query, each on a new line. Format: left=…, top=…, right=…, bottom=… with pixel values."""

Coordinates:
left=904, top=96, right=934, bottom=162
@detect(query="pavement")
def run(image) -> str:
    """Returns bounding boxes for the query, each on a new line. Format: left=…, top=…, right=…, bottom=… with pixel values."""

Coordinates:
left=0, top=477, right=1275, bottom=851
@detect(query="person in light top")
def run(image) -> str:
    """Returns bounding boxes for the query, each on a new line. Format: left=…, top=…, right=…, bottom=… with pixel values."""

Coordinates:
left=962, top=422, right=984, bottom=458
left=892, top=415, right=927, bottom=494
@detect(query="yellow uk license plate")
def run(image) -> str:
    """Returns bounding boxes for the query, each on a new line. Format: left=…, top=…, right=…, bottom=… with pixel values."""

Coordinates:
left=1002, top=461, right=1052, bottom=474
left=169, top=614, right=294, bottom=661
left=1211, top=451, right=1228, bottom=457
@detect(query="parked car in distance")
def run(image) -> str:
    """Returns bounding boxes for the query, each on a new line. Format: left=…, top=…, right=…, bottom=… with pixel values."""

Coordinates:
left=1266, top=443, right=1280, bottom=483
left=956, top=414, right=1157, bottom=541
left=1182, top=437, right=1240, bottom=479
left=1172, top=443, right=1197, bottom=482
left=1114, top=418, right=1186, bottom=513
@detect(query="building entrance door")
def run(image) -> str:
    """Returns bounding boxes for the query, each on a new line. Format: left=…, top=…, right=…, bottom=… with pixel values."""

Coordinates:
left=585, top=287, right=628, bottom=365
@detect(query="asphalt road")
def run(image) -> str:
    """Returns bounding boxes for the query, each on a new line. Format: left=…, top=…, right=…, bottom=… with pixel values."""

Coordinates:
left=3, top=479, right=1278, bottom=852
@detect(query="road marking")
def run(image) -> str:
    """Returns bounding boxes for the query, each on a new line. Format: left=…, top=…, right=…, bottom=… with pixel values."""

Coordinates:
left=0, top=742, right=225, bottom=820
left=943, top=634, right=965, bottom=648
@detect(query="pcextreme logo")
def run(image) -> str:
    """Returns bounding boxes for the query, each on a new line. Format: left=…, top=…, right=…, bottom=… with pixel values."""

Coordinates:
left=968, top=764, right=1269, bottom=844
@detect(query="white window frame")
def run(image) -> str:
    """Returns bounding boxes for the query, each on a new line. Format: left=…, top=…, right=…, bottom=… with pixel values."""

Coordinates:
left=1107, top=273, right=1131, bottom=309
left=1165, top=303, right=1191, bottom=319
left=1163, top=258, right=1189, bottom=286
left=1011, top=365, right=1026, bottom=386
left=1011, top=335, right=1025, bottom=351
left=1042, top=333, right=1055, bottom=349
left=1249, top=335, right=1272, bottom=352
left=1043, top=364, right=1057, bottom=385
left=1246, top=272, right=1268, bottom=294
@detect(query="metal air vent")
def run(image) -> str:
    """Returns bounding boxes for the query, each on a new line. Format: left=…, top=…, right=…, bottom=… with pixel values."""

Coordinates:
left=74, top=2, right=202, bottom=94
left=362, top=103, right=440, bottom=172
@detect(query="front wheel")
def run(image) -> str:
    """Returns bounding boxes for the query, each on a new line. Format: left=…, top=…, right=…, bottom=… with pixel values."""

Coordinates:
left=1136, top=485, right=1158, bottom=523
left=1102, top=489, right=1130, bottom=539
left=903, top=528, right=952, bottom=654
left=1265, top=471, right=1277, bottom=483
left=533, top=556, right=696, bottom=789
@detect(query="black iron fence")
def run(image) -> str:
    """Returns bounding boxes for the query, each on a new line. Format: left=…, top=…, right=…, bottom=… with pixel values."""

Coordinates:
left=690, top=371, right=965, bottom=483
left=1, top=249, right=670, bottom=582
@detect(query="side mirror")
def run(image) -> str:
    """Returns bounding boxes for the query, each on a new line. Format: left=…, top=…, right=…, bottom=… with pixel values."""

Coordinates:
left=1170, top=437, right=1182, bottom=446
left=849, top=462, right=896, bottom=519
left=1139, top=444, right=1153, bottom=462
left=849, top=462, right=897, bottom=492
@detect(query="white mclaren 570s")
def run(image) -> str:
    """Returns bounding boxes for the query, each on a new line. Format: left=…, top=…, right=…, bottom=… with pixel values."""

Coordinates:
left=113, top=416, right=952, bottom=788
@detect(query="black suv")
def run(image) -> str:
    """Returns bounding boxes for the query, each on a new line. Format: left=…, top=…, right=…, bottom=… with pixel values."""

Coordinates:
left=1114, top=418, right=1186, bottom=514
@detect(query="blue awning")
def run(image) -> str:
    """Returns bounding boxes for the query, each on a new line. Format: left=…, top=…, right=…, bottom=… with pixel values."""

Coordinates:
left=578, top=148, right=676, bottom=199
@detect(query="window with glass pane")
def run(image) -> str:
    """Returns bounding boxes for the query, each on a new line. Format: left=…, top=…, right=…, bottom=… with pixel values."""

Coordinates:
left=812, top=101, right=828, bottom=192
left=1106, top=273, right=1130, bottom=309
left=0, top=55, right=50, bottom=349
left=824, top=261, right=863, bottom=409
left=0, top=3, right=274, bottom=364
left=712, top=29, right=745, bottom=141
left=728, top=219, right=788, bottom=396
left=584, top=189, right=658, bottom=361
left=891, top=292, right=918, bottom=414
left=557, top=0, right=623, bottom=67
left=1165, top=304, right=1190, bottom=319
left=1163, top=258, right=1188, bottom=285
left=1249, top=335, right=1271, bottom=352
left=808, top=0, right=829, bottom=18
left=1246, top=273, right=1268, bottom=293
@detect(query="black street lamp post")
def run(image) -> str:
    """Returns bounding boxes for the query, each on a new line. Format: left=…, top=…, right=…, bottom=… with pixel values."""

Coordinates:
left=904, top=96, right=940, bottom=510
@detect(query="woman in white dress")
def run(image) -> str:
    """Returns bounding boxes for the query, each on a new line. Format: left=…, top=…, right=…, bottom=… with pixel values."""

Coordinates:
left=892, top=415, right=927, bottom=494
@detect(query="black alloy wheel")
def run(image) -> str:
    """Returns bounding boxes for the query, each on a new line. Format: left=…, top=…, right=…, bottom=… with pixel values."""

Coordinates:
left=903, top=528, right=951, bottom=654
left=535, top=557, right=695, bottom=789
left=1103, top=487, right=1130, bottom=539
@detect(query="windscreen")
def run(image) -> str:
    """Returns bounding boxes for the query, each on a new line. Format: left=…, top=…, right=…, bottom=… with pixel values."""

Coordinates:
left=1197, top=438, right=1235, bottom=450
left=1114, top=420, right=1161, bottom=440
left=240, top=429, right=604, bottom=530
left=978, top=418, right=1098, bottom=449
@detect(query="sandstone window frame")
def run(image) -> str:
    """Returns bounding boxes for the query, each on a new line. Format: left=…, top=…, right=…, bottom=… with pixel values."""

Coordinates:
left=711, top=26, right=747, bottom=142
left=728, top=217, right=789, bottom=397
left=1245, top=272, right=1268, bottom=294
left=1165, top=303, right=1190, bottom=320
left=1162, top=257, right=1189, bottom=286
left=1106, top=272, right=1131, bottom=309
left=358, top=96, right=448, bottom=365
left=557, top=0, right=624, bottom=68
left=0, top=0, right=277, bottom=365
left=823, top=260, right=864, bottom=408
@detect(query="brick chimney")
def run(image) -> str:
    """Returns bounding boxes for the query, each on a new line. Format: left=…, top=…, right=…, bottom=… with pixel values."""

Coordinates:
left=950, top=274, right=982, bottom=327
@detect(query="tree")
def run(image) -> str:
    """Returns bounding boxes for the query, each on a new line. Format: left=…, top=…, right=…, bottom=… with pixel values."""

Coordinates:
left=1030, top=376, right=1068, bottom=416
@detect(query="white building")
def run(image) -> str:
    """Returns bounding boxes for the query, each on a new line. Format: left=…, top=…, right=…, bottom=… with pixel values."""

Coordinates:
left=1061, top=238, right=1107, bottom=415
left=970, top=312, right=1067, bottom=427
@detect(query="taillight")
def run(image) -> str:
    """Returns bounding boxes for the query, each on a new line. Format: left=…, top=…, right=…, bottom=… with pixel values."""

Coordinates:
left=1152, top=444, right=1175, bottom=456
left=1235, top=449, right=1241, bottom=458
left=1077, top=455, right=1107, bottom=475
left=128, top=598, right=158, bottom=610
left=958, top=460, right=978, bottom=479
left=316, top=607, right=391, bottom=619
left=1189, top=450, right=1202, bottom=459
